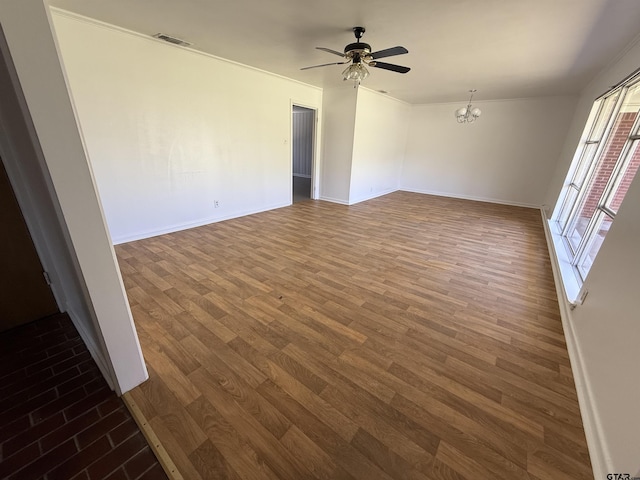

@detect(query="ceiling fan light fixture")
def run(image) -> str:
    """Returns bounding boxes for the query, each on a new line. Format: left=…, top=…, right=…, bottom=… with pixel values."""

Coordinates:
left=301, top=27, right=409, bottom=83
left=342, top=63, right=369, bottom=85
left=456, top=89, right=482, bottom=123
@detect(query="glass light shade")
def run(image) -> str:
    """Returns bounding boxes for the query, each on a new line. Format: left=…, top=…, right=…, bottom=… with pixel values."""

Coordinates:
left=455, top=90, right=482, bottom=123
left=342, top=63, right=370, bottom=83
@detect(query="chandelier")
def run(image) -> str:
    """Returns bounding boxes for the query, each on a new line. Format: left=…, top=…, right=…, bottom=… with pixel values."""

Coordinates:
left=455, top=89, right=482, bottom=123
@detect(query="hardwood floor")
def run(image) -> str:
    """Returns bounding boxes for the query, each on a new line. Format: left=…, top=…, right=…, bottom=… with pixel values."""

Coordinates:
left=116, top=191, right=592, bottom=480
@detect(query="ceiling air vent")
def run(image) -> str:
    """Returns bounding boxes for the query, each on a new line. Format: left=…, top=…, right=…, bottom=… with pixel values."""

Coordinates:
left=152, top=33, right=192, bottom=47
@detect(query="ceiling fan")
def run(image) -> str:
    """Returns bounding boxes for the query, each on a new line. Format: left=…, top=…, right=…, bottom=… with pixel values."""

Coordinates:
left=301, top=27, right=410, bottom=84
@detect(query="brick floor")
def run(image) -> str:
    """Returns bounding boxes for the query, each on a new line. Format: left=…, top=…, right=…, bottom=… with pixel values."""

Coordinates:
left=0, top=313, right=168, bottom=480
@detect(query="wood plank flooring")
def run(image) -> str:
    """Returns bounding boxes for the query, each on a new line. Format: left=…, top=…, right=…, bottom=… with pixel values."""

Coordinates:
left=116, top=191, right=592, bottom=480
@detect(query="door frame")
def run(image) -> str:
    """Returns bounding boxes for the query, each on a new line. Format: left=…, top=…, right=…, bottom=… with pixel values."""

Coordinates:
left=290, top=100, right=320, bottom=203
left=0, top=27, right=118, bottom=387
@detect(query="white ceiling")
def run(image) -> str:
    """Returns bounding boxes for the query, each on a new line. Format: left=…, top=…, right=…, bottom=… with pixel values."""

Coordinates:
left=48, top=0, right=640, bottom=104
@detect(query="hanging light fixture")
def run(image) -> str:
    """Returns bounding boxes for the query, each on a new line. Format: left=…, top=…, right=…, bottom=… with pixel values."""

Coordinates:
left=455, top=89, right=482, bottom=123
left=342, top=61, right=370, bottom=86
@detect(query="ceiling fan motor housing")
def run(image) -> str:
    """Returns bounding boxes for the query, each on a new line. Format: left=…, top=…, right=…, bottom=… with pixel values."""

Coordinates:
left=345, top=26, right=371, bottom=60
left=300, top=25, right=409, bottom=75
left=344, top=42, right=371, bottom=55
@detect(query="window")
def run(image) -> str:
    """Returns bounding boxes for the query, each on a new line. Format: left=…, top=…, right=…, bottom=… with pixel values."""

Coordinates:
left=553, top=71, right=640, bottom=286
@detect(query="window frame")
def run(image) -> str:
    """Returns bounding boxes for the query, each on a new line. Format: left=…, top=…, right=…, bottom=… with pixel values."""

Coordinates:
left=553, top=70, right=640, bottom=287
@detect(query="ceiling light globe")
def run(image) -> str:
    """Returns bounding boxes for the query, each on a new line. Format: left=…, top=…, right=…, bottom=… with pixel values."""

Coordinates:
left=454, top=90, right=482, bottom=123
left=342, top=63, right=370, bottom=83
left=359, top=65, right=370, bottom=81
left=342, top=65, right=357, bottom=80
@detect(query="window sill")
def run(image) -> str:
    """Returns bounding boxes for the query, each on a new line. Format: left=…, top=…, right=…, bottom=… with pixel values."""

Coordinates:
left=547, top=219, right=582, bottom=304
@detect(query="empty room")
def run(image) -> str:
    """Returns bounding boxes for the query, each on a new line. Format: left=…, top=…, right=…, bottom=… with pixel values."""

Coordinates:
left=1, top=1, right=640, bottom=479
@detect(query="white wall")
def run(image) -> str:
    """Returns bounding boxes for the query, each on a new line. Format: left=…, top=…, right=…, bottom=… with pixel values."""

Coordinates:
left=51, top=11, right=322, bottom=244
left=0, top=32, right=112, bottom=384
left=350, top=88, right=409, bottom=204
left=319, top=85, right=358, bottom=204
left=545, top=35, right=640, bottom=476
left=402, top=97, right=577, bottom=207
left=0, top=0, right=147, bottom=395
left=571, top=172, right=640, bottom=475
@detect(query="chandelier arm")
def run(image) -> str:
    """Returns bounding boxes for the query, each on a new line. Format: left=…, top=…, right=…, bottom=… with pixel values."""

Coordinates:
left=455, top=89, right=481, bottom=124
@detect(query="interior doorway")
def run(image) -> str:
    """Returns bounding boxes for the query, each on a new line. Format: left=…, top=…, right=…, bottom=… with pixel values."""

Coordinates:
left=0, top=157, right=58, bottom=332
left=292, top=105, right=316, bottom=203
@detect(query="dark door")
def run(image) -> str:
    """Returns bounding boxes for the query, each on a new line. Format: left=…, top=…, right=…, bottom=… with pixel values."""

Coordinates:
left=0, top=157, right=58, bottom=331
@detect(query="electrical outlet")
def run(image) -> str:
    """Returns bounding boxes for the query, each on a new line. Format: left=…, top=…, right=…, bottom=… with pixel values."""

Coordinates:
left=214, top=200, right=219, bottom=208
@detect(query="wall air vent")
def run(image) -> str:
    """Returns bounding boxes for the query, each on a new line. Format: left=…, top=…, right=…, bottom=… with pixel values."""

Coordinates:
left=152, top=33, right=192, bottom=47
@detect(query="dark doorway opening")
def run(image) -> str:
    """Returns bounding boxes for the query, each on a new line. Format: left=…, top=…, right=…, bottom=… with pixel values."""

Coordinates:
left=292, top=105, right=315, bottom=203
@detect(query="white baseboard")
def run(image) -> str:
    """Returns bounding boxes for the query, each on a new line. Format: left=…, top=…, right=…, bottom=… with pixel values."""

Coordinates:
left=112, top=202, right=290, bottom=244
left=318, top=196, right=349, bottom=205
left=348, top=188, right=398, bottom=205
left=400, top=187, right=539, bottom=209
left=114, top=189, right=533, bottom=244
left=540, top=208, right=608, bottom=479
